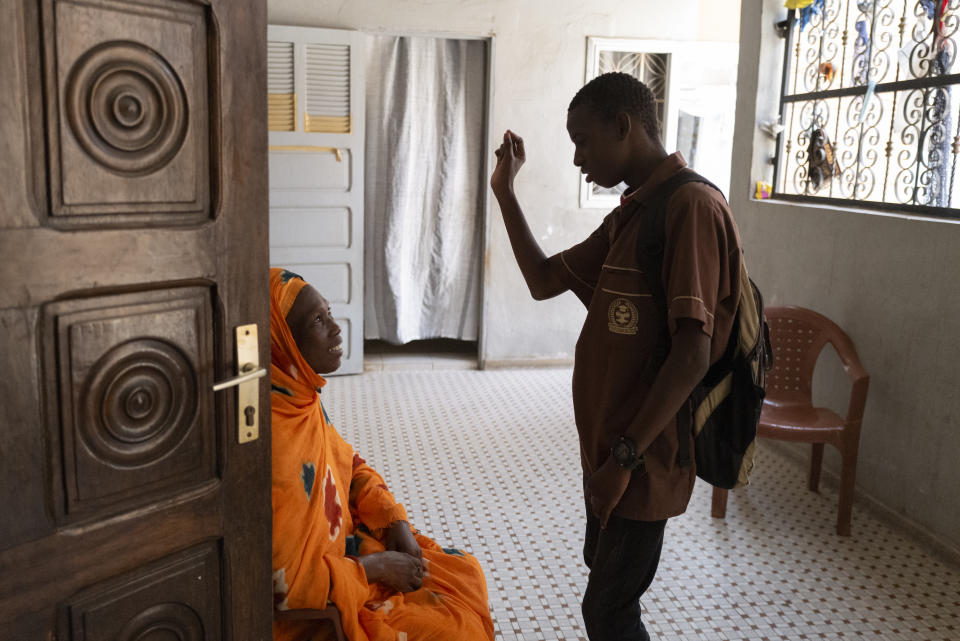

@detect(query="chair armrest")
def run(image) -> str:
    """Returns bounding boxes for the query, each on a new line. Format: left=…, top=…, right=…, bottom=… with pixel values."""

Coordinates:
left=829, top=335, right=869, bottom=424
left=846, top=373, right=870, bottom=425
left=275, top=604, right=346, bottom=641
left=827, top=332, right=866, bottom=379
left=275, top=606, right=339, bottom=622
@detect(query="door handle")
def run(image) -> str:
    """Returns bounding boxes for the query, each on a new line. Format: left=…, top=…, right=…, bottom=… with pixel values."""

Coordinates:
left=211, top=324, right=265, bottom=444
left=212, top=366, right=266, bottom=392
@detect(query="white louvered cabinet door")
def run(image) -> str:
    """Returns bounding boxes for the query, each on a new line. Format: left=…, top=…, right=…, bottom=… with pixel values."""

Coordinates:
left=304, top=44, right=351, bottom=134
left=267, top=40, right=295, bottom=132
left=267, top=26, right=365, bottom=375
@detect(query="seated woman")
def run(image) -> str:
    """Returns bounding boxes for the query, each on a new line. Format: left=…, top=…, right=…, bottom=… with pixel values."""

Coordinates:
left=270, top=268, right=494, bottom=641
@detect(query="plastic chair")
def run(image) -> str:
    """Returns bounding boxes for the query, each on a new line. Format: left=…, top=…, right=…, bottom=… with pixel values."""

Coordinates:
left=711, top=306, right=869, bottom=536
left=275, top=604, right=346, bottom=641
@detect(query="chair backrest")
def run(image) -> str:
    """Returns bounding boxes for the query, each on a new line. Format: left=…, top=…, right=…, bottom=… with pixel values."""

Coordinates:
left=764, top=305, right=844, bottom=407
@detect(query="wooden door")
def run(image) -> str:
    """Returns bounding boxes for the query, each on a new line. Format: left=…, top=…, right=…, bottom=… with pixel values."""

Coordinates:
left=0, top=1, right=271, bottom=639
left=267, top=25, right=365, bottom=375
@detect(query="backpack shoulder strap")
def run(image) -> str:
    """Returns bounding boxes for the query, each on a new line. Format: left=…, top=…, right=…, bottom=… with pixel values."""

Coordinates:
left=635, top=169, right=723, bottom=333
left=635, top=169, right=724, bottom=467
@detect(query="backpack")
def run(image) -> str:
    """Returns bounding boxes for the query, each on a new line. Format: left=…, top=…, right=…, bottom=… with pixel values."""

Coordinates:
left=634, top=170, right=773, bottom=490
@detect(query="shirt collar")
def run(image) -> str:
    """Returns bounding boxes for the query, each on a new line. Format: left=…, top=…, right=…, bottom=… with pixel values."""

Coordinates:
left=619, top=152, right=688, bottom=208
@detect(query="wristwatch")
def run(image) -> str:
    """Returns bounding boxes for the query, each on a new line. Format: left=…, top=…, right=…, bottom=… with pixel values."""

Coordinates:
left=611, top=435, right=645, bottom=471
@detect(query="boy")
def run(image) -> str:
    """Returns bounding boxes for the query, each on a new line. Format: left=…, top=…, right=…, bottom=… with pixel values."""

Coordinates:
left=489, top=72, right=743, bottom=640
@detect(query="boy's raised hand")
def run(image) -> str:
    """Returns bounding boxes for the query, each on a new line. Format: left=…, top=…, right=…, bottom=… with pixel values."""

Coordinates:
left=490, top=130, right=526, bottom=195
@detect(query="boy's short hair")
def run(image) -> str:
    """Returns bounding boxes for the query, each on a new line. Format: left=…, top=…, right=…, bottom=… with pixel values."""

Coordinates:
left=568, top=72, right=661, bottom=141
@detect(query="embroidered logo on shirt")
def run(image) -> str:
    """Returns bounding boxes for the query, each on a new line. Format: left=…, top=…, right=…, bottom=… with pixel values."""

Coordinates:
left=608, top=297, right=639, bottom=334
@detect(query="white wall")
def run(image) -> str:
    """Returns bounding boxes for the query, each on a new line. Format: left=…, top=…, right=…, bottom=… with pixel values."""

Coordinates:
left=266, top=0, right=741, bottom=366
left=732, top=0, right=960, bottom=550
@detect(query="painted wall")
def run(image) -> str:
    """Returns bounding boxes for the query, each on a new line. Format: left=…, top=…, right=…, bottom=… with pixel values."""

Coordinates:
left=267, top=0, right=741, bottom=366
left=732, top=0, right=960, bottom=548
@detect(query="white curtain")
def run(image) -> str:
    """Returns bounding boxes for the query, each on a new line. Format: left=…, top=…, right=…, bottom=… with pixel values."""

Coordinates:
left=364, top=36, right=486, bottom=344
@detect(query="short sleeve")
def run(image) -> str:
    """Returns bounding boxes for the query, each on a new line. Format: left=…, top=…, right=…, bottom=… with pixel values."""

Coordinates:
left=662, top=184, right=732, bottom=338
left=547, top=212, right=615, bottom=307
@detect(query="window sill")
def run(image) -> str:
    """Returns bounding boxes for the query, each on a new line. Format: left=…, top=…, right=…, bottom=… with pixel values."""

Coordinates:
left=757, top=194, right=960, bottom=226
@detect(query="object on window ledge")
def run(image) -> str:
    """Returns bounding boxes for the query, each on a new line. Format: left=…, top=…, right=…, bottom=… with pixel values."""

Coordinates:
left=857, top=80, right=877, bottom=124
left=920, top=0, right=948, bottom=34
left=791, top=0, right=824, bottom=32
left=854, top=19, right=871, bottom=84
left=807, top=128, right=840, bottom=192
left=818, top=61, right=836, bottom=85
left=755, top=181, right=773, bottom=200
left=759, top=117, right=784, bottom=138
left=774, top=8, right=794, bottom=38
left=774, top=9, right=794, bottom=38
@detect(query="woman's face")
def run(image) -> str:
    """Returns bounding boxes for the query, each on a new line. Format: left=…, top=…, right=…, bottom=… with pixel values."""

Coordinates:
left=286, top=284, right=343, bottom=374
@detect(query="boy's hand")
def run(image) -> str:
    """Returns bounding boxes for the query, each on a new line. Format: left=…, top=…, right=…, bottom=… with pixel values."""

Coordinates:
left=586, top=456, right=631, bottom=528
left=490, top=130, right=526, bottom=195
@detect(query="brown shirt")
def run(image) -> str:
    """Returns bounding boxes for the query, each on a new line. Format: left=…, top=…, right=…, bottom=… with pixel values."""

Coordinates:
left=549, top=153, right=743, bottom=521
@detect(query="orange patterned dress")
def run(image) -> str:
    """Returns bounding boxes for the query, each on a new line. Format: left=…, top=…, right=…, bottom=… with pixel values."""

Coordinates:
left=270, top=268, right=494, bottom=641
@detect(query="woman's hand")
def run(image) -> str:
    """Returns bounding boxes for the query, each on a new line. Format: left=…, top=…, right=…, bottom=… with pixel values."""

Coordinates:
left=385, top=520, right=421, bottom=559
left=358, top=551, right=423, bottom=593
left=490, top=130, right=526, bottom=196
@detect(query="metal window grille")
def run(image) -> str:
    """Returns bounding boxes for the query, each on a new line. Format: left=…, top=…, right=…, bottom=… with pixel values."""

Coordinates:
left=773, top=0, right=960, bottom=219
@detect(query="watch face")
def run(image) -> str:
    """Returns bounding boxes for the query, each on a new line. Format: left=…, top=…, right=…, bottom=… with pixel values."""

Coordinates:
left=613, top=441, right=631, bottom=463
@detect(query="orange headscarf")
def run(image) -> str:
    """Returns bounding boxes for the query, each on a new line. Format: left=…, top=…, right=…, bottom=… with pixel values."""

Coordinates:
left=270, top=266, right=371, bottom=638
left=269, top=267, right=327, bottom=402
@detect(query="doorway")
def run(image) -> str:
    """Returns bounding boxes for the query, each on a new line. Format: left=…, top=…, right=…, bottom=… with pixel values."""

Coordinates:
left=362, top=34, right=490, bottom=369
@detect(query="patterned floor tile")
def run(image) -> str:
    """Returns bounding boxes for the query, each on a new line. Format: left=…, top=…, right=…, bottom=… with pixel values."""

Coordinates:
left=323, top=368, right=960, bottom=641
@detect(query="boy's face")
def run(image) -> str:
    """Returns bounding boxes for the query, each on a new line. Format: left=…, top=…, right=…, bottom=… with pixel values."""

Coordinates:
left=566, top=104, right=629, bottom=189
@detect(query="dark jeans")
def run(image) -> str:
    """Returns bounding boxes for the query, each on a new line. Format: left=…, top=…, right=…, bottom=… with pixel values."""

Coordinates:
left=582, top=504, right=667, bottom=641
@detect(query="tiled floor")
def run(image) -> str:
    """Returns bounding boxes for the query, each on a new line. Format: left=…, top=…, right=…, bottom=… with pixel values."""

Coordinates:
left=362, top=351, right=478, bottom=371
left=363, top=339, right=478, bottom=372
left=324, top=368, right=960, bottom=641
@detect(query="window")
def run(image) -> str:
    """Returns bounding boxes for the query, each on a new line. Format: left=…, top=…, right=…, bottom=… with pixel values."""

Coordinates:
left=773, top=0, right=960, bottom=219
left=581, top=38, right=739, bottom=209
left=582, top=38, right=673, bottom=208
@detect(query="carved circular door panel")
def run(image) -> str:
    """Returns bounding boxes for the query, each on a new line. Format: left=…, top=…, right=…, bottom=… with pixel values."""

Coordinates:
left=115, top=602, right=204, bottom=641
left=47, top=0, right=212, bottom=223
left=45, top=286, right=216, bottom=520
left=66, top=41, right=189, bottom=176
left=82, top=338, right=198, bottom=468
